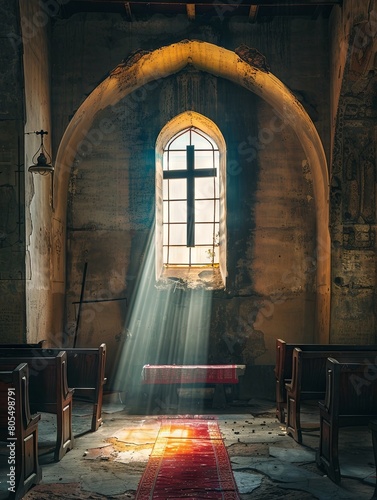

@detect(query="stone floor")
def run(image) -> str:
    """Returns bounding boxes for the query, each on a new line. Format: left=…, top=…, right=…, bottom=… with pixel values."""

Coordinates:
left=1, top=394, right=376, bottom=499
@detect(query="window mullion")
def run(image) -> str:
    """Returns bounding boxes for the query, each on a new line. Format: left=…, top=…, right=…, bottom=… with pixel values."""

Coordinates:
left=162, top=127, right=220, bottom=267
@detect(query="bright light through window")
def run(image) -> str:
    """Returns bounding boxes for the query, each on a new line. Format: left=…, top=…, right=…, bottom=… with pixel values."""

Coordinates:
left=162, top=127, right=220, bottom=266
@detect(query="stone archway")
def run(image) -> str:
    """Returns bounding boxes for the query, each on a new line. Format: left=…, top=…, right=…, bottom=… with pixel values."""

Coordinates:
left=53, top=39, right=330, bottom=343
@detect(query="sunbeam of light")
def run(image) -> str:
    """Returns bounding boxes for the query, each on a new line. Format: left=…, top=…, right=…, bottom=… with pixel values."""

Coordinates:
left=113, top=227, right=213, bottom=412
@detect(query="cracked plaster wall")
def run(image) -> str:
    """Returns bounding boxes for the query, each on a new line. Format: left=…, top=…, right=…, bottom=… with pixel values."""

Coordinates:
left=20, top=0, right=55, bottom=343
left=1, top=1, right=375, bottom=398
left=329, top=0, right=377, bottom=343
left=51, top=15, right=327, bottom=392
left=0, top=0, right=25, bottom=342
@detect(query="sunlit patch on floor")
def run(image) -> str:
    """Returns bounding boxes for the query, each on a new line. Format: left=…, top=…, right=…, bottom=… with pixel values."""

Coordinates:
left=83, top=444, right=116, bottom=460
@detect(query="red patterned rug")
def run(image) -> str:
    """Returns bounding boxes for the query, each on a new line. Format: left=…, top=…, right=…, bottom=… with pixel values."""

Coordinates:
left=135, top=418, right=240, bottom=499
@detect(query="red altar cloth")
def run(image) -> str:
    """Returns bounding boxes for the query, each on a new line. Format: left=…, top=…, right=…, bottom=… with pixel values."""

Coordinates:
left=141, top=364, right=243, bottom=385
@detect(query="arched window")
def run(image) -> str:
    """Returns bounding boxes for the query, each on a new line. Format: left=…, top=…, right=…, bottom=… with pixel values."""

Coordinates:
left=163, top=127, right=219, bottom=266
left=156, top=112, right=227, bottom=287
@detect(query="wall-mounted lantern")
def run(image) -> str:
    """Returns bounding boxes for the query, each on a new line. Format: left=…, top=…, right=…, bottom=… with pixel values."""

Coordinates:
left=28, top=130, right=54, bottom=175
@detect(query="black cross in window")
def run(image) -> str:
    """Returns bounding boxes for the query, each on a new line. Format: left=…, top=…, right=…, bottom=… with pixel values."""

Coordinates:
left=163, top=145, right=217, bottom=247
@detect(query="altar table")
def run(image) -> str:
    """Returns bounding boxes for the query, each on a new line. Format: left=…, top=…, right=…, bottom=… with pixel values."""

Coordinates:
left=141, top=364, right=246, bottom=408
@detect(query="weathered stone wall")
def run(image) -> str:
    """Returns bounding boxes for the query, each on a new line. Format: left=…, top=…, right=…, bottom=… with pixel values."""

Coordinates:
left=0, top=2, right=375, bottom=399
left=329, top=0, right=377, bottom=343
left=20, top=0, right=54, bottom=344
left=51, top=13, right=327, bottom=391
left=0, top=0, right=25, bottom=342
left=0, top=0, right=55, bottom=345
left=64, top=74, right=317, bottom=388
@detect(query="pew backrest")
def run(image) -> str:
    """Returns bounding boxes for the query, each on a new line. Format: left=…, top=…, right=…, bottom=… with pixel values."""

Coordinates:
left=0, top=340, right=45, bottom=348
left=0, top=351, right=75, bottom=461
left=0, top=362, right=36, bottom=437
left=41, top=344, right=107, bottom=392
left=316, top=357, right=377, bottom=484
left=0, top=350, right=71, bottom=409
left=323, top=357, right=377, bottom=420
left=285, top=348, right=377, bottom=442
left=0, top=363, right=42, bottom=497
left=0, top=344, right=106, bottom=391
left=276, top=338, right=377, bottom=383
left=0, top=344, right=107, bottom=432
left=290, top=348, right=377, bottom=397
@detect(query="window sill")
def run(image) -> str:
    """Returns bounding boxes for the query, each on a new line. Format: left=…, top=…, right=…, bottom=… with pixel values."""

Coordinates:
left=156, top=266, right=224, bottom=291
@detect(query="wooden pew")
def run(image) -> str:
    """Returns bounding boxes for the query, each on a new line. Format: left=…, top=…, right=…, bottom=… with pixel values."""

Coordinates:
left=316, top=357, right=377, bottom=484
left=40, top=345, right=106, bottom=431
left=275, top=339, right=377, bottom=423
left=0, top=351, right=74, bottom=461
left=0, top=363, right=42, bottom=500
left=285, top=348, right=377, bottom=443
left=0, top=340, right=45, bottom=348
left=0, top=344, right=106, bottom=432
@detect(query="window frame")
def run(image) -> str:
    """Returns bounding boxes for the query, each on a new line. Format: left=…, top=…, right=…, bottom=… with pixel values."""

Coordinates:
left=155, top=112, right=227, bottom=286
left=162, top=126, right=220, bottom=267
